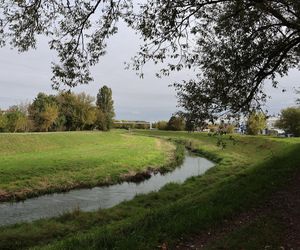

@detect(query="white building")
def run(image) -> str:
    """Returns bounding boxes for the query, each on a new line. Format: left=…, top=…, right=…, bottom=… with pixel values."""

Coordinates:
left=265, top=116, right=285, bottom=134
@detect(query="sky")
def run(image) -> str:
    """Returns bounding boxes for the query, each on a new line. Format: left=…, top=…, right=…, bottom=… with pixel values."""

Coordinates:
left=0, top=23, right=299, bottom=121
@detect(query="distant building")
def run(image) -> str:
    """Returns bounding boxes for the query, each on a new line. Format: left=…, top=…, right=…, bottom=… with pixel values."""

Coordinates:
left=265, top=116, right=285, bottom=135
left=0, top=110, right=8, bottom=114
left=113, top=120, right=152, bottom=129
left=266, top=116, right=279, bottom=129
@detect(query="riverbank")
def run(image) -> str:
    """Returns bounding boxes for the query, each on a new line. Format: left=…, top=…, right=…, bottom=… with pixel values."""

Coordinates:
left=176, top=170, right=300, bottom=249
left=0, top=131, right=299, bottom=249
left=0, top=131, right=179, bottom=202
left=0, top=150, right=209, bottom=226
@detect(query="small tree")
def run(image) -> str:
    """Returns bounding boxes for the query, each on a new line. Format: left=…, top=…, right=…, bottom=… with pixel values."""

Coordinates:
left=276, top=107, right=300, bottom=137
left=247, top=112, right=266, bottom=135
left=95, top=109, right=107, bottom=131
left=225, top=124, right=235, bottom=134
left=157, top=121, right=168, bottom=130
left=29, top=93, right=58, bottom=131
left=73, top=92, right=96, bottom=130
left=208, top=124, right=219, bottom=133
left=168, top=116, right=185, bottom=131
left=96, top=86, right=115, bottom=131
left=5, top=106, right=29, bottom=132
left=0, top=111, right=8, bottom=132
left=84, top=107, right=97, bottom=130
left=56, top=92, right=78, bottom=131
left=40, top=104, right=59, bottom=132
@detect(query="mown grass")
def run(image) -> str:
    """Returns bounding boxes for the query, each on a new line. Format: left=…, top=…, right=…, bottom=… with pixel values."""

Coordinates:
left=0, top=130, right=299, bottom=250
left=0, top=130, right=176, bottom=201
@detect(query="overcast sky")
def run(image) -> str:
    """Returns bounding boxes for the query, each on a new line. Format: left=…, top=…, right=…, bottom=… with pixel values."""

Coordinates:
left=0, top=23, right=299, bottom=121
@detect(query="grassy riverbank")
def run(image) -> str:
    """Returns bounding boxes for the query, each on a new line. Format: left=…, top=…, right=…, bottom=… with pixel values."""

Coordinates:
left=0, top=131, right=177, bottom=201
left=0, top=131, right=299, bottom=249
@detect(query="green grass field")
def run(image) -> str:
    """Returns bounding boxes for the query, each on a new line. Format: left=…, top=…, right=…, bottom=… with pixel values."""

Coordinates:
left=0, top=130, right=176, bottom=201
left=0, top=130, right=299, bottom=250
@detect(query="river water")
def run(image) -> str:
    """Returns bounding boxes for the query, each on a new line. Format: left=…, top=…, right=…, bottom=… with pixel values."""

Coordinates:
left=0, top=152, right=214, bottom=226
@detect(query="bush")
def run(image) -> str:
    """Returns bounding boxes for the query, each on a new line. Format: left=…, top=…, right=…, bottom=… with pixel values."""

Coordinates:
left=208, top=124, right=218, bottom=133
left=225, top=124, right=235, bottom=134
left=5, top=107, right=32, bottom=132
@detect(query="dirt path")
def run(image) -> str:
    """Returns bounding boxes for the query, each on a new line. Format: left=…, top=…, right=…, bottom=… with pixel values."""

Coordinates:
left=175, top=172, right=300, bottom=250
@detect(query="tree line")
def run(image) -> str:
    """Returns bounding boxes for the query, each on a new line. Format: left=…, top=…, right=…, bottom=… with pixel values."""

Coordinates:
left=155, top=107, right=300, bottom=137
left=1, top=85, right=298, bottom=136
left=0, top=86, right=115, bottom=133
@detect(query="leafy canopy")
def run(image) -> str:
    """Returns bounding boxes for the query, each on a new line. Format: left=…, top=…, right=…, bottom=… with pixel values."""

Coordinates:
left=96, top=85, right=115, bottom=130
left=167, top=115, right=185, bottom=131
left=246, top=112, right=267, bottom=135
left=1, top=0, right=299, bottom=118
left=276, top=107, right=300, bottom=136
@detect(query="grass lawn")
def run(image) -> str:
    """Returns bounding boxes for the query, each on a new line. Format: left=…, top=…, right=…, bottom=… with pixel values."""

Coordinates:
left=0, top=130, right=176, bottom=201
left=0, top=130, right=299, bottom=249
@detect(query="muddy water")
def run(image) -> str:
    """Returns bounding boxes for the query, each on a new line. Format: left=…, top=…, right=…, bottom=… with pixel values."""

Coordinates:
left=0, top=152, right=214, bottom=226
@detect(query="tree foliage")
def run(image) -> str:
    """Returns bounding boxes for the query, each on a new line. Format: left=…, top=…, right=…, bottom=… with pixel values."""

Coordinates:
left=246, top=112, right=267, bottom=135
left=156, top=121, right=168, bottom=130
left=5, top=106, right=31, bottom=132
left=167, top=116, right=185, bottom=131
left=0, top=90, right=112, bottom=133
left=96, top=85, right=115, bottom=131
left=56, top=92, right=97, bottom=131
left=0, top=110, right=8, bottom=132
left=29, top=93, right=58, bottom=131
left=40, top=104, right=59, bottom=132
left=1, top=1, right=299, bottom=121
left=0, top=0, right=128, bottom=88
left=276, top=107, right=300, bottom=136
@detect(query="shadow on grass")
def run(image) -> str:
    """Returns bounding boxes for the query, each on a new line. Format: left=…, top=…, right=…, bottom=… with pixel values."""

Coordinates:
left=27, top=142, right=300, bottom=250
left=0, top=132, right=299, bottom=250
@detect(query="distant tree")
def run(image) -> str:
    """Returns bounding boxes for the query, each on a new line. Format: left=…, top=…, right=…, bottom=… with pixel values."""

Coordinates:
left=276, top=107, right=300, bottom=137
left=84, top=107, right=97, bottom=130
left=29, top=93, right=58, bottom=131
left=1, top=91, right=100, bottom=133
left=168, top=116, right=185, bottom=131
left=217, top=120, right=236, bottom=134
left=184, top=119, right=196, bottom=132
left=95, top=109, right=107, bottom=131
left=40, top=104, right=59, bottom=132
left=225, top=124, right=235, bottom=134
left=74, top=92, right=97, bottom=130
left=96, top=86, right=115, bottom=131
left=135, top=123, right=148, bottom=129
left=56, top=92, right=77, bottom=131
left=56, top=92, right=96, bottom=131
left=5, top=106, right=30, bottom=132
left=0, top=111, right=8, bottom=132
left=208, top=124, right=219, bottom=133
left=246, top=112, right=267, bottom=135
left=157, top=121, right=168, bottom=130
